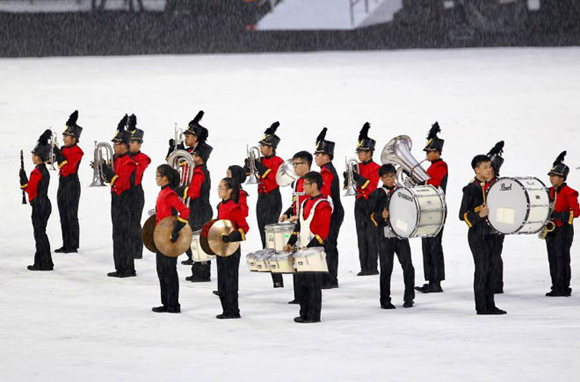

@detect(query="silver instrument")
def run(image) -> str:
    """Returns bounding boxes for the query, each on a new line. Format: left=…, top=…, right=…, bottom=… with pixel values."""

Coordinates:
left=174, top=123, right=184, bottom=152
left=89, top=141, right=114, bottom=187
left=47, top=128, right=58, bottom=171
left=380, top=135, right=431, bottom=187
left=167, top=149, right=196, bottom=203
left=343, top=157, right=359, bottom=196
left=246, top=145, right=261, bottom=185
left=276, top=159, right=299, bottom=187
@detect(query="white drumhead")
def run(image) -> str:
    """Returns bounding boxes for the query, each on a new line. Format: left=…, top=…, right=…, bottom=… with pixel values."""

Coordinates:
left=388, top=188, right=418, bottom=238
left=487, top=178, right=528, bottom=234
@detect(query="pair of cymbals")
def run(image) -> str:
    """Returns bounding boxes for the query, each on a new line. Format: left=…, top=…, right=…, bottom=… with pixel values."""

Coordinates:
left=200, top=219, right=240, bottom=257
left=142, top=214, right=193, bottom=258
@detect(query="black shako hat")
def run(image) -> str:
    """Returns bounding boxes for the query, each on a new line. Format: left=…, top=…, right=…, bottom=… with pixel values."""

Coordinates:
left=259, top=121, right=281, bottom=149
left=548, top=151, right=569, bottom=180
left=356, top=122, right=376, bottom=152
left=112, top=114, right=131, bottom=146
left=127, top=114, right=144, bottom=142
left=193, top=141, right=213, bottom=163
left=314, top=127, right=335, bottom=157
left=423, top=122, right=445, bottom=153
left=487, top=141, right=505, bottom=176
left=32, top=129, right=53, bottom=162
left=63, top=110, right=83, bottom=140
left=185, top=111, right=209, bottom=144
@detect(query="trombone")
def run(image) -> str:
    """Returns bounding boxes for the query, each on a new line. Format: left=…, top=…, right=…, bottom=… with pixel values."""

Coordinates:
left=246, top=145, right=261, bottom=185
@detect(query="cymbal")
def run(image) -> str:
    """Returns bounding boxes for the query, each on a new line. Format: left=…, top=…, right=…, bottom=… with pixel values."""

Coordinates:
left=200, top=219, right=218, bottom=256
left=208, top=219, right=240, bottom=257
left=142, top=214, right=157, bottom=253
left=154, top=216, right=193, bottom=258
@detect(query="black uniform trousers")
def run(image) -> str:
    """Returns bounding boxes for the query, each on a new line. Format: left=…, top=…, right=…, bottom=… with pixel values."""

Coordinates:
left=296, top=272, right=322, bottom=322
left=378, top=234, right=415, bottom=304
left=355, top=198, right=378, bottom=272
left=546, top=224, right=574, bottom=293
left=322, top=207, right=344, bottom=287
left=468, top=229, right=501, bottom=312
left=257, top=189, right=283, bottom=286
left=188, top=203, right=213, bottom=280
left=57, top=174, right=80, bottom=250
left=420, top=227, right=446, bottom=283
left=490, top=234, right=504, bottom=293
left=217, top=248, right=241, bottom=316
left=31, top=199, right=53, bottom=269
left=130, top=184, right=145, bottom=259
left=156, top=252, right=180, bottom=310
left=111, top=192, right=135, bottom=275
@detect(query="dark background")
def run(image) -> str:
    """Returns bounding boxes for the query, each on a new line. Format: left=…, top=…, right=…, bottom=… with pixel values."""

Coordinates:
left=1, top=0, right=579, bottom=57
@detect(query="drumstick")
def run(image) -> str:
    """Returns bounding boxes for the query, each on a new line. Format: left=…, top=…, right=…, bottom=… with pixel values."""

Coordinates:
left=480, top=181, right=487, bottom=207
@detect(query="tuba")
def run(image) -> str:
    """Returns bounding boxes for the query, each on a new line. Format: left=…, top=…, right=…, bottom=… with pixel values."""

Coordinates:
left=343, top=157, right=359, bottom=196
left=167, top=148, right=195, bottom=201
left=89, top=141, right=114, bottom=187
left=246, top=145, right=261, bottom=185
left=380, top=135, right=430, bottom=187
left=276, top=159, right=299, bottom=187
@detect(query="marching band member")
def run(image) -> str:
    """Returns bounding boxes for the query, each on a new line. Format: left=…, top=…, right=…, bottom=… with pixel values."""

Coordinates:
left=53, top=110, right=84, bottom=254
left=280, top=151, right=312, bottom=303
left=416, top=122, right=448, bottom=293
left=20, top=130, right=54, bottom=271
left=184, top=141, right=213, bottom=282
left=127, top=114, right=151, bottom=259
left=348, top=123, right=380, bottom=276
left=369, top=164, right=415, bottom=309
left=227, top=165, right=249, bottom=218
left=245, top=122, right=285, bottom=288
left=152, top=164, right=190, bottom=313
left=487, top=141, right=505, bottom=293
left=216, top=177, right=250, bottom=319
left=101, top=115, right=138, bottom=278
left=314, top=128, right=344, bottom=289
left=459, top=154, right=506, bottom=315
left=283, top=171, right=332, bottom=323
left=545, top=151, right=579, bottom=297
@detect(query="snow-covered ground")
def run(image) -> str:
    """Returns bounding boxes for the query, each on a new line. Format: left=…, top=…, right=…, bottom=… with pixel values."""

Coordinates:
left=0, top=48, right=579, bottom=382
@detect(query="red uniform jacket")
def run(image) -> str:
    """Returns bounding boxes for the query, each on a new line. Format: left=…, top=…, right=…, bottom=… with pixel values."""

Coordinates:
left=155, top=185, right=190, bottom=225
left=132, top=151, right=151, bottom=187
left=289, top=195, right=332, bottom=246
left=58, top=144, right=84, bottom=178
left=258, top=155, right=284, bottom=195
left=426, top=159, right=448, bottom=193
left=320, top=165, right=334, bottom=199
left=187, top=166, right=206, bottom=200
left=218, top=198, right=250, bottom=240
left=356, top=160, right=380, bottom=200
left=239, top=189, right=249, bottom=218
left=550, top=184, right=580, bottom=227
left=110, top=153, right=137, bottom=196
left=22, top=165, right=44, bottom=202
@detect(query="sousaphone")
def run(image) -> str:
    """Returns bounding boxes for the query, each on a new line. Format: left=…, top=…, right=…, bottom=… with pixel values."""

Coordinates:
left=153, top=216, right=193, bottom=257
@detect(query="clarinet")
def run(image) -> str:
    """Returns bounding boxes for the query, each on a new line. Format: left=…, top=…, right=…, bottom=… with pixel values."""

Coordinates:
left=20, top=150, right=27, bottom=205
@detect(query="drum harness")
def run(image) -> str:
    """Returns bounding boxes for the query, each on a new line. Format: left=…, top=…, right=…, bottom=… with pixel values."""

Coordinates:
left=298, top=198, right=329, bottom=248
left=380, top=187, right=400, bottom=239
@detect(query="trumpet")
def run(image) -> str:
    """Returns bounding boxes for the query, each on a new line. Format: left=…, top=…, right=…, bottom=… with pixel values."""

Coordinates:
left=89, top=141, right=114, bottom=187
left=344, top=157, right=359, bottom=197
left=167, top=148, right=196, bottom=203
left=174, top=123, right=184, bottom=151
left=47, top=128, right=58, bottom=171
left=246, top=145, right=261, bottom=185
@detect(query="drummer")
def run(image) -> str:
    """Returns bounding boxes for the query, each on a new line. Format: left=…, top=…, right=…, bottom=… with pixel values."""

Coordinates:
left=283, top=171, right=332, bottom=323
left=152, top=164, right=191, bottom=314
left=280, top=151, right=312, bottom=304
left=487, top=141, right=506, bottom=294
left=216, top=177, right=250, bottom=319
left=459, top=154, right=506, bottom=315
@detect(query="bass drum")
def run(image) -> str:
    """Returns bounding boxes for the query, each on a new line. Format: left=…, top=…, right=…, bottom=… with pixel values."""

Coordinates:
left=486, top=177, right=550, bottom=235
left=191, top=230, right=216, bottom=262
left=388, top=185, right=446, bottom=238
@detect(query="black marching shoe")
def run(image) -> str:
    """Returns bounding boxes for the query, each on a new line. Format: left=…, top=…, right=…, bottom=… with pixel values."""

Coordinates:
left=212, top=290, right=220, bottom=296
left=55, top=247, right=77, bottom=253
left=152, top=306, right=168, bottom=313
left=415, top=282, right=443, bottom=293
left=27, top=265, right=53, bottom=271
left=181, top=258, right=194, bottom=265
left=358, top=269, right=379, bottom=276
left=288, top=299, right=299, bottom=304
left=403, top=301, right=414, bottom=308
left=293, top=316, right=320, bottom=323
left=185, top=276, right=211, bottom=282
left=546, top=290, right=571, bottom=297
left=381, top=302, right=396, bottom=310
left=216, top=313, right=241, bottom=319
left=321, top=283, right=339, bottom=289
left=107, top=271, right=136, bottom=278
left=491, top=307, right=507, bottom=315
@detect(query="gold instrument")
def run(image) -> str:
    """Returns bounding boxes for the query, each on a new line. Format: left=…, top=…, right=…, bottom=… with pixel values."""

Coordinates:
left=380, top=135, right=431, bottom=187
left=539, top=191, right=557, bottom=239
left=167, top=148, right=195, bottom=202
left=89, top=140, right=114, bottom=187
left=154, top=216, right=193, bottom=257
left=142, top=214, right=157, bottom=253
left=276, top=159, right=299, bottom=187
left=343, top=157, right=359, bottom=197
left=246, top=145, right=261, bottom=185
left=200, top=219, right=240, bottom=257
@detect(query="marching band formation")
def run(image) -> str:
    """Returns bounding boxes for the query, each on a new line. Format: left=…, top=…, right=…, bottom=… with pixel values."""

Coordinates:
left=19, top=110, right=579, bottom=322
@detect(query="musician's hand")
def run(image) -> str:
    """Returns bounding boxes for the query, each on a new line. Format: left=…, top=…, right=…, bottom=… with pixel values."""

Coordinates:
left=342, top=171, right=348, bottom=189
left=254, top=160, right=267, bottom=175
left=53, top=146, right=65, bottom=163
left=551, top=211, right=569, bottom=221
left=170, top=231, right=180, bottom=243
left=283, top=244, right=293, bottom=252
left=289, top=216, right=298, bottom=223
left=479, top=206, right=489, bottom=218
left=382, top=208, right=389, bottom=220
left=19, top=169, right=28, bottom=186
left=222, top=234, right=232, bottom=243
left=279, top=214, right=288, bottom=222
left=89, top=160, right=94, bottom=169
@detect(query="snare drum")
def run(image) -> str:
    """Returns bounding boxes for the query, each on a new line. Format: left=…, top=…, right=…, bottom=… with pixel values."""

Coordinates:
left=265, top=222, right=295, bottom=252
left=293, top=247, right=328, bottom=273
left=388, top=185, right=446, bottom=238
left=191, top=230, right=216, bottom=262
left=253, top=249, right=275, bottom=272
left=486, top=177, right=550, bottom=235
left=268, top=251, right=296, bottom=274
